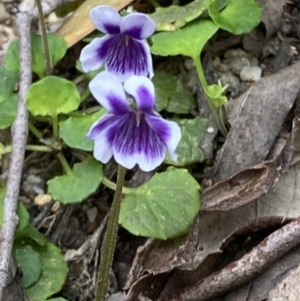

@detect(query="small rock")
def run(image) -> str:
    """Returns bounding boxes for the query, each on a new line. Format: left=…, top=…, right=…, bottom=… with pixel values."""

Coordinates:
left=212, top=57, right=227, bottom=72
left=19, top=0, right=35, bottom=12
left=224, top=48, right=248, bottom=59
left=240, top=66, right=262, bottom=82
left=0, top=3, right=9, bottom=22
left=87, top=206, right=98, bottom=223
left=34, top=194, right=52, bottom=206
left=22, top=174, right=45, bottom=196
left=51, top=201, right=60, bottom=212
left=219, top=72, right=240, bottom=93
left=184, top=58, right=194, bottom=70
left=226, top=57, right=250, bottom=74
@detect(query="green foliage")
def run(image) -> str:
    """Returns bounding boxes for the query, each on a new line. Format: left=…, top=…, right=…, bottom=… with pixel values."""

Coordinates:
left=24, top=242, right=68, bottom=301
left=59, top=109, right=106, bottom=150
left=5, top=33, right=67, bottom=78
left=152, top=72, right=196, bottom=113
left=151, top=19, right=219, bottom=59
left=0, top=94, right=18, bottom=129
left=208, top=0, right=262, bottom=34
left=150, top=0, right=212, bottom=31
left=0, top=186, right=68, bottom=300
left=0, top=67, right=19, bottom=104
left=0, top=186, right=30, bottom=231
left=14, top=245, right=42, bottom=288
left=165, top=118, right=208, bottom=166
left=47, top=156, right=104, bottom=203
left=26, top=76, right=80, bottom=118
left=120, top=167, right=200, bottom=239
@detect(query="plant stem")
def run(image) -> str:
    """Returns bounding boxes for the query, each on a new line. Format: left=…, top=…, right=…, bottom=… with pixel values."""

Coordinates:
left=193, top=56, right=228, bottom=136
left=95, top=165, right=126, bottom=301
left=102, top=176, right=133, bottom=194
left=1, top=144, right=53, bottom=155
left=57, top=152, right=73, bottom=176
left=28, top=122, right=43, bottom=139
left=52, top=115, right=59, bottom=140
left=35, top=0, right=51, bottom=75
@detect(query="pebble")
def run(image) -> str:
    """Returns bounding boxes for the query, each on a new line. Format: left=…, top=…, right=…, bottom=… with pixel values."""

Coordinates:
left=219, top=72, right=240, bottom=92
left=240, top=66, right=262, bottom=82
left=0, top=3, right=9, bottom=22
left=34, top=194, right=52, bottom=206
left=87, top=206, right=98, bottom=223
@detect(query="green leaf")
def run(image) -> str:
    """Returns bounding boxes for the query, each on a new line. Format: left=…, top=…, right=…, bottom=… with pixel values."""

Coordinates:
left=5, top=33, right=67, bottom=78
left=0, top=94, right=18, bottom=129
left=44, top=298, right=68, bottom=301
left=48, top=156, right=103, bottom=204
left=151, top=19, right=218, bottom=59
left=25, top=242, right=68, bottom=301
left=150, top=0, right=212, bottom=31
left=120, top=167, right=200, bottom=239
left=59, top=110, right=105, bottom=151
left=208, top=0, right=262, bottom=34
left=27, top=76, right=80, bottom=118
left=152, top=72, right=196, bottom=113
left=0, top=186, right=30, bottom=231
left=15, top=224, right=47, bottom=246
left=166, top=77, right=196, bottom=114
left=152, top=72, right=176, bottom=112
left=0, top=67, right=19, bottom=104
left=205, top=84, right=227, bottom=108
left=165, top=118, right=208, bottom=166
left=14, top=245, right=42, bottom=288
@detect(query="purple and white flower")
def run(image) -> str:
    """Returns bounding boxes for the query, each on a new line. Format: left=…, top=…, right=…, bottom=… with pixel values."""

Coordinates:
left=79, top=5, right=156, bottom=81
left=87, top=72, right=181, bottom=172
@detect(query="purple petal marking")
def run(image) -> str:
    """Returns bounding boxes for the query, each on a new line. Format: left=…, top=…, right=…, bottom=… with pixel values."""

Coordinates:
left=146, top=115, right=181, bottom=161
left=105, top=36, right=153, bottom=81
left=124, top=76, right=155, bottom=112
left=121, top=13, right=156, bottom=39
left=90, top=5, right=121, bottom=34
left=89, top=72, right=131, bottom=114
left=79, top=36, right=114, bottom=72
left=112, top=113, right=166, bottom=171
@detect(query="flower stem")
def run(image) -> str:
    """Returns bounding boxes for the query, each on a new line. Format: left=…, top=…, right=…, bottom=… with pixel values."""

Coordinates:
left=52, top=115, right=59, bottom=141
left=57, top=152, right=73, bottom=176
left=35, top=0, right=51, bottom=75
left=95, top=165, right=126, bottom=301
left=192, top=55, right=228, bottom=136
left=102, top=176, right=133, bottom=194
left=1, top=144, right=53, bottom=155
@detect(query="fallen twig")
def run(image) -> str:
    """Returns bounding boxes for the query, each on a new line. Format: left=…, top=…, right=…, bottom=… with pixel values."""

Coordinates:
left=162, top=216, right=300, bottom=301
left=0, top=1, right=62, bottom=299
left=0, top=11, right=32, bottom=301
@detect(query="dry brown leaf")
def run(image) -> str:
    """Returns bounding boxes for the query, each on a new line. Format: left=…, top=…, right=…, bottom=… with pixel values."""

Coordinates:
left=257, top=0, right=286, bottom=39
left=56, top=0, right=133, bottom=48
left=214, top=61, right=300, bottom=183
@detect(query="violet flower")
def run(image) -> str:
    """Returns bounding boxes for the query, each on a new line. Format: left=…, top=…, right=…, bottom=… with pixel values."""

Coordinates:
left=79, top=5, right=156, bottom=81
left=87, top=72, right=181, bottom=172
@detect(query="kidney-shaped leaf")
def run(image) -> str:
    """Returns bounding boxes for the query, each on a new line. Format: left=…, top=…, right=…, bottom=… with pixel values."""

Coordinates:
left=27, top=76, right=80, bottom=118
left=208, top=0, right=262, bottom=35
left=0, top=94, right=18, bottom=129
left=151, top=19, right=218, bottom=59
left=150, top=0, right=212, bottom=31
left=119, top=167, right=200, bottom=240
left=47, top=156, right=103, bottom=204
left=59, top=109, right=105, bottom=151
left=14, top=245, right=42, bottom=288
left=5, top=33, right=67, bottom=78
left=0, top=67, right=19, bottom=104
left=165, top=117, right=208, bottom=166
left=25, top=242, right=68, bottom=301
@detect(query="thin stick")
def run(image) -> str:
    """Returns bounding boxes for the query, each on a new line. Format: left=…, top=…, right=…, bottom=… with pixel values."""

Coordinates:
left=35, top=0, right=52, bottom=75
left=162, top=216, right=300, bottom=301
left=0, top=12, right=32, bottom=301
